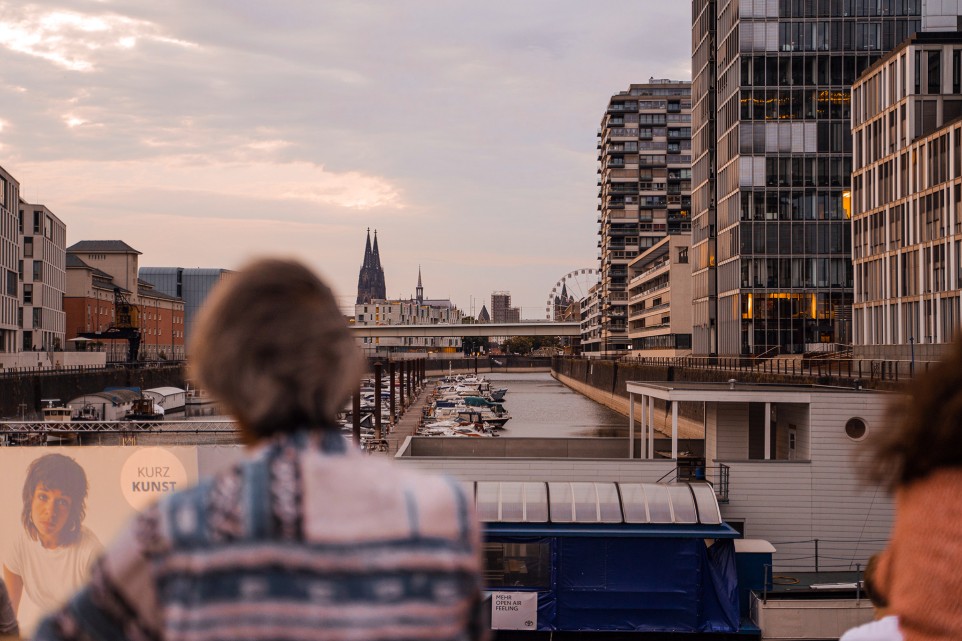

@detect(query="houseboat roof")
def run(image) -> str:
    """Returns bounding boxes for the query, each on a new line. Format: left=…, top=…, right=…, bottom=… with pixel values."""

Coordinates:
left=468, top=481, right=737, bottom=538
left=145, top=386, right=185, bottom=397
left=68, top=389, right=141, bottom=405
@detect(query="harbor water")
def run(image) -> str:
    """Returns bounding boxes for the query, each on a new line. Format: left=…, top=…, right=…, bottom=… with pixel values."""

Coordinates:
left=189, top=371, right=627, bottom=439
left=478, top=372, right=626, bottom=438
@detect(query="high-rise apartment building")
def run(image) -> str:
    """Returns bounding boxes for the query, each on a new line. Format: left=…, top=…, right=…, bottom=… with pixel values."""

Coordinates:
left=588, top=80, right=692, bottom=356
left=491, top=291, right=520, bottom=323
left=851, top=32, right=962, bottom=361
left=691, top=0, right=959, bottom=356
left=18, top=202, right=66, bottom=351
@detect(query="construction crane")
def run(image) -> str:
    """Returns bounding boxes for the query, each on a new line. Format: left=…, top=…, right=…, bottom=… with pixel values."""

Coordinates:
left=78, top=288, right=142, bottom=362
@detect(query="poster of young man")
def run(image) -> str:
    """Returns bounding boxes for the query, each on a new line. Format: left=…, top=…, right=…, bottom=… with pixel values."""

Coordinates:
left=0, top=446, right=200, bottom=635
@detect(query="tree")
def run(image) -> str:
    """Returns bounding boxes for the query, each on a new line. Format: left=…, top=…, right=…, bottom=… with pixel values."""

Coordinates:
left=462, top=336, right=488, bottom=355
left=503, top=336, right=535, bottom=355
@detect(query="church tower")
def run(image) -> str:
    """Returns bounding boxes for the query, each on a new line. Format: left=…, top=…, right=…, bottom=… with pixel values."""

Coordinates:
left=356, top=228, right=387, bottom=304
left=416, top=266, right=424, bottom=304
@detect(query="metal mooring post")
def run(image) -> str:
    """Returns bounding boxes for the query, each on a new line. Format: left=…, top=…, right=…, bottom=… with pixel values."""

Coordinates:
left=763, top=564, right=770, bottom=604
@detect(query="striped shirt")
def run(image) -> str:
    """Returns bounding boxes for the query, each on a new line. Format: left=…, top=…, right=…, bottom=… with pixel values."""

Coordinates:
left=35, top=430, right=485, bottom=641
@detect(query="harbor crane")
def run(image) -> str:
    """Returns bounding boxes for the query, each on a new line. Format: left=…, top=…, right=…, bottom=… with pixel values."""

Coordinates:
left=77, top=287, right=142, bottom=362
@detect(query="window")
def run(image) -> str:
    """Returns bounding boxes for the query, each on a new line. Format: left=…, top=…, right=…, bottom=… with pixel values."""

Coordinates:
left=954, top=49, right=961, bottom=94
left=483, top=542, right=551, bottom=588
left=33, top=211, right=41, bottom=234
left=23, top=284, right=32, bottom=305
left=845, top=417, right=868, bottom=440
left=23, top=237, right=33, bottom=258
left=928, top=50, right=941, bottom=94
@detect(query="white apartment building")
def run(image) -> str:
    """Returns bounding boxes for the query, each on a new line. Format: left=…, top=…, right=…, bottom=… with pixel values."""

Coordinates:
left=851, top=32, right=962, bottom=361
left=0, top=167, right=20, bottom=354
left=354, top=273, right=464, bottom=355
left=626, top=234, right=693, bottom=358
left=19, top=202, right=66, bottom=351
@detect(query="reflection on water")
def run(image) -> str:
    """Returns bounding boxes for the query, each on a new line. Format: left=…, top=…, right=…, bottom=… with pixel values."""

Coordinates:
left=483, top=372, right=626, bottom=438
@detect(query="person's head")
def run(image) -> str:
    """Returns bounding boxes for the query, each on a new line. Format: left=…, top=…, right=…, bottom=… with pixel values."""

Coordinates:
left=190, top=257, right=364, bottom=442
left=867, top=338, right=962, bottom=490
left=21, top=454, right=89, bottom=547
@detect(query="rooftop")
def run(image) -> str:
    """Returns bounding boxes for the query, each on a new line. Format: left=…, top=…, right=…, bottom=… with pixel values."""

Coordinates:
left=68, top=240, right=141, bottom=254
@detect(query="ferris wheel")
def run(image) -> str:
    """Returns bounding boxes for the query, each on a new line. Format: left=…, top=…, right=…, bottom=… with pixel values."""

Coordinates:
left=545, top=268, right=600, bottom=320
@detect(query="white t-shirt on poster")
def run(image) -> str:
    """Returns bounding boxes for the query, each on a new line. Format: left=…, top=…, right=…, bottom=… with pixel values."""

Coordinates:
left=4, top=525, right=102, bottom=614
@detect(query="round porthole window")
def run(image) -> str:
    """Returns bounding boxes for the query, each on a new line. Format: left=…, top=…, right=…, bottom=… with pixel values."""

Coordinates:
left=845, top=417, right=867, bottom=440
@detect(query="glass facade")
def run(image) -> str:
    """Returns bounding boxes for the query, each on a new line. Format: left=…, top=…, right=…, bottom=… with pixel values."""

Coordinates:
left=139, top=267, right=232, bottom=349
left=691, top=0, right=929, bottom=356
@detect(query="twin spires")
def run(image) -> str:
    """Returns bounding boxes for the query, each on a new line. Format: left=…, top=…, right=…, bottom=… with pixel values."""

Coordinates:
left=355, top=229, right=426, bottom=306
left=356, top=228, right=386, bottom=304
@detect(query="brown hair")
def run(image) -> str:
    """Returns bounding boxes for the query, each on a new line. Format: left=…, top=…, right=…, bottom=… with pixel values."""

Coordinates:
left=866, top=338, right=962, bottom=490
left=190, top=257, right=364, bottom=442
left=22, top=454, right=89, bottom=545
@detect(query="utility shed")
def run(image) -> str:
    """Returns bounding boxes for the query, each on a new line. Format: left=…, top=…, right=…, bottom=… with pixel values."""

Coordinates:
left=473, top=480, right=743, bottom=634
left=625, top=381, right=896, bottom=572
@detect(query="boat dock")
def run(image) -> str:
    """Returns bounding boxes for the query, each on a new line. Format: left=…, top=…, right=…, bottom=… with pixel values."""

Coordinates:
left=381, top=380, right=434, bottom=455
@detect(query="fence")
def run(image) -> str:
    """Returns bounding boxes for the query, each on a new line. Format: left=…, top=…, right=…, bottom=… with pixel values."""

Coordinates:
left=617, top=354, right=937, bottom=383
left=765, top=537, right=888, bottom=572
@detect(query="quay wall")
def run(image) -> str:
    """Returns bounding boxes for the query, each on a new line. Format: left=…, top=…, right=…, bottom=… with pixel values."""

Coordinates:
left=0, top=365, right=186, bottom=419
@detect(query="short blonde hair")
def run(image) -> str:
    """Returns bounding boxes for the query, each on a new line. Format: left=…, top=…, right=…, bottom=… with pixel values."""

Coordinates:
left=190, top=258, right=364, bottom=442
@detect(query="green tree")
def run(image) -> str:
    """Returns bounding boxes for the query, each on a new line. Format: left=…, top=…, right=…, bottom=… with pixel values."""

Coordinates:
left=462, top=336, right=489, bottom=354
left=503, top=336, right=535, bottom=355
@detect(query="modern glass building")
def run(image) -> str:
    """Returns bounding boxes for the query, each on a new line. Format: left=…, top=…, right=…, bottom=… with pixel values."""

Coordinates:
left=588, top=80, right=692, bottom=356
left=691, top=0, right=960, bottom=356
left=139, top=267, right=232, bottom=350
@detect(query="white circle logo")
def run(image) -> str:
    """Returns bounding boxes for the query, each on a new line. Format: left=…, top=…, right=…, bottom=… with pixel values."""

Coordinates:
left=121, top=448, right=189, bottom=510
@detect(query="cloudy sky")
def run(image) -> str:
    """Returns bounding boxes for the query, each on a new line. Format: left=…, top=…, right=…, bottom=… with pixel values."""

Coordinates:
left=1, top=1, right=691, bottom=316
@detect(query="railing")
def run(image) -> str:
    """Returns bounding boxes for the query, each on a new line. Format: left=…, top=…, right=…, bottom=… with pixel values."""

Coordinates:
left=766, top=537, right=888, bottom=572
left=656, top=462, right=730, bottom=504
left=0, top=361, right=185, bottom=378
left=617, top=353, right=936, bottom=383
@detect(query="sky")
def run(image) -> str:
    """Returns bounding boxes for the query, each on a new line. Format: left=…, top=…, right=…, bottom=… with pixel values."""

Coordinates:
left=1, top=1, right=691, bottom=317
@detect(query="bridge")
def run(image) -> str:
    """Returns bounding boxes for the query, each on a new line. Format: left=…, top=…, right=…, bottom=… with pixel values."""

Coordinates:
left=351, top=321, right=581, bottom=338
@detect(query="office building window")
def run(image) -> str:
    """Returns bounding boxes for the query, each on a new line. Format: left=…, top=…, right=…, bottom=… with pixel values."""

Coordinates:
left=928, top=50, right=941, bottom=94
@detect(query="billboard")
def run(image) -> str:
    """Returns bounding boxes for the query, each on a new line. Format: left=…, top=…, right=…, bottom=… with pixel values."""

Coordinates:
left=0, top=445, right=244, bottom=635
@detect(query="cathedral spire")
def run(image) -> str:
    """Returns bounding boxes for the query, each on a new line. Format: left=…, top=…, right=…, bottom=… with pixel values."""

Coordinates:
left=416, top=265, right=423, bottom=303
left=372, top=229, right=382, bottom=269
left=356, top=227, right=387, bottom=304
left=362, top=228, right=373, bottom=269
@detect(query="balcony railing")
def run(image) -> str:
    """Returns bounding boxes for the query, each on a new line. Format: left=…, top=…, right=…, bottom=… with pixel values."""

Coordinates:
left=657, top=462, right=730, bottom=503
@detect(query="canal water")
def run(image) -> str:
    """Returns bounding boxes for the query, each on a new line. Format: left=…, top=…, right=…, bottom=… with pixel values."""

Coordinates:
left=484, top=372, right=627, bottom=438
left=173, top=371, right=626, bottom=440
